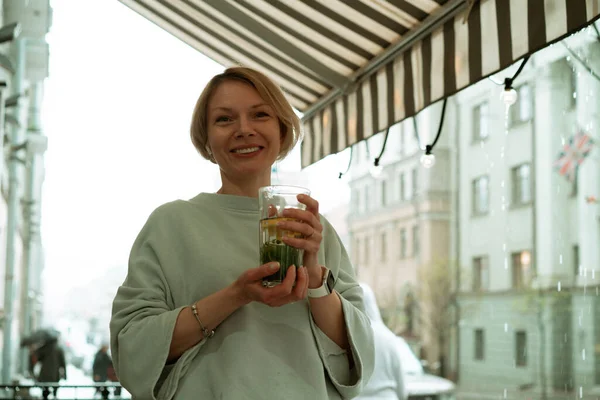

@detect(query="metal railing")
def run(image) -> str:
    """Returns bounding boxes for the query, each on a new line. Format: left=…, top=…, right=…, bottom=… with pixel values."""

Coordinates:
left=0, top=382, right=124, bottom=399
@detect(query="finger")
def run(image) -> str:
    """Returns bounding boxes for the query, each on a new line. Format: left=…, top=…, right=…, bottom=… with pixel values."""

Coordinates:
left=267, top=204, right=278, bottom=218
left=281, top=235, right=321, bottom=253
left=292, top=266, right=307, bottom=299
left=264, top=265, right=296, bottom=300
left=282, top=208, right=322, bottom=231
left=276, top=219, right=314, bottom=237
left=297, top=194, right=319, bottom=215
left=245, top=262, right=280, bottom=282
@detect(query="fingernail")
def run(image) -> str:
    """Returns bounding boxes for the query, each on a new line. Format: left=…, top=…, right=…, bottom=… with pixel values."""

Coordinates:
left=269, top=262, right=280, bottom=270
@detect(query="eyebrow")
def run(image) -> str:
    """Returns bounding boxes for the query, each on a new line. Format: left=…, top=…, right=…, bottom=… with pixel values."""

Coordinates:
left=211, top=103, right=270, bottom=112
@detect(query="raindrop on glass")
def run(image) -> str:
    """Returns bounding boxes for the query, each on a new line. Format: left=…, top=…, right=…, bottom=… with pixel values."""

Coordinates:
left=503, top=389, right=507, bottom=398
left=582, top=349, right=586, bottom=360
left=559, top=254, right=563, bottom=264
left=504, top=323, right=508, bottom=332
left=557, top=281, right=561, bottom=291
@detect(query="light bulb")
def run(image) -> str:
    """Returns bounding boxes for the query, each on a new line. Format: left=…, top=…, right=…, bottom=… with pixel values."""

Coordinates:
left=502, top=87, right=518, bottom=106
left=420, top=153, right=436, bottom=168
left=369, top=163, right=383, bottom=179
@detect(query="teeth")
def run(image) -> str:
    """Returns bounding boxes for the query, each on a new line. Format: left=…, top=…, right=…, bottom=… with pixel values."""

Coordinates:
left=234, top=147, right=260, bottom=154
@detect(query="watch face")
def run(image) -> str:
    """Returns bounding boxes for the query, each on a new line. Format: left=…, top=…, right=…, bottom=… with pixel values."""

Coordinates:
left=326, top=270, right=335, bottom=291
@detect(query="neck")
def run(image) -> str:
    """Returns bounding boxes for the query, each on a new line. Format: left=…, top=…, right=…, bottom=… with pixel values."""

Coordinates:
left=217, top=170, right=271, bottom=198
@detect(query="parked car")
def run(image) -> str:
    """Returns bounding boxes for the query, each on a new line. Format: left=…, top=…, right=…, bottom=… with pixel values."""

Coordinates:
left=360, top=283, right=456, bottom=400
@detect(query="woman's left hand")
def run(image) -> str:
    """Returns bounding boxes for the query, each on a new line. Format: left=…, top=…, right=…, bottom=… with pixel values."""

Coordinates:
left=279, top=194, right=323, bottom=287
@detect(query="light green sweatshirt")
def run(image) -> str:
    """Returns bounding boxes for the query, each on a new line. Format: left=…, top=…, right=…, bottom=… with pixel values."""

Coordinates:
left=110, top=193, right=375, bottom=400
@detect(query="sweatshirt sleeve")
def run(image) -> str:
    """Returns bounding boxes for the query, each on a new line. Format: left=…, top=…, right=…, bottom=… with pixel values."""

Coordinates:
left=109, top=208, right=206, bottom=400
left=309, top=216, right=375, bottom=399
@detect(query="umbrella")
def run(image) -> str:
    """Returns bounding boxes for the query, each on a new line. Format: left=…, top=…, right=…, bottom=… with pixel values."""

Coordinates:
left=20, top=329, right=59, bottom=347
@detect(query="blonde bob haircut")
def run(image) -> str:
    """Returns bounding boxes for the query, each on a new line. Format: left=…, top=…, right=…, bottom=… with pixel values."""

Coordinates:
left=190, top=67, right=302, bottom=164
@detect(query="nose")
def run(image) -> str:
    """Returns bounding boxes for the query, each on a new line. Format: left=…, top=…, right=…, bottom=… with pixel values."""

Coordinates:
left=235, top=115, right=255, bottom=139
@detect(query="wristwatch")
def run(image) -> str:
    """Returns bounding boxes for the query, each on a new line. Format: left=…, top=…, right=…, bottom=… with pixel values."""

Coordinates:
left=307, top=266, right=335, bottom=298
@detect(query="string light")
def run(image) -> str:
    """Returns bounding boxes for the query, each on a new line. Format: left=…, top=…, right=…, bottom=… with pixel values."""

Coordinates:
left=369, top=127, right=390, bottom=179
left=415, top=99, right=448, bottom=168
left=420, top=151, right=436, bottom=168
left=338, top=145, right=354, bottom=179
left=489, top=56, right=530, bottom=107
left=502, top=86, right=518, bottom=106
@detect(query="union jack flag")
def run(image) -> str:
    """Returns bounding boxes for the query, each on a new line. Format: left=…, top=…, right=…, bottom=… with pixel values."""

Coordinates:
left=554, top=131, right=594, bottom=182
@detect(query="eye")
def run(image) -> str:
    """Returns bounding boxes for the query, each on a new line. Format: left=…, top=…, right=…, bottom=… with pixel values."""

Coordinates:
left=215, top=115, right=232, bottom=123
left=255, top=111, right=270, bottom=119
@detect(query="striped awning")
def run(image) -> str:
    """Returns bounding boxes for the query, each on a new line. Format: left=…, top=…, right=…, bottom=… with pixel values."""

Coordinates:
left=118, top=0, right=600, bottom=168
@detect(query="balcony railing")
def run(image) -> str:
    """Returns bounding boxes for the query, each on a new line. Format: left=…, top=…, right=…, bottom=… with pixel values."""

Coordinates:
left=0, top=382, right=124, bottom=399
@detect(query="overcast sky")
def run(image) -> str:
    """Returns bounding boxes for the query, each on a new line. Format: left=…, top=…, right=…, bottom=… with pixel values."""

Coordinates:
left=40, top=0, right=350, bottom=318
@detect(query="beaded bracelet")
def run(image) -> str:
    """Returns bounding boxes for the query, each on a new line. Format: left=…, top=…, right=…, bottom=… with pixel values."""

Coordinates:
left=191, top=303, right=215, bottom=339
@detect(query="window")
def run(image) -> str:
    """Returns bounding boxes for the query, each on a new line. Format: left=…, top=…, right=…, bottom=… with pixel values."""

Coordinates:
left=412, top=225, right=419, bottom=256
left=473, top=256, right=490, bottom=291
left=511, top=164, right=531, bottom=206
left=380, top=232, right=387, bottom=262
left=473, top=101, right=489, bottom=141
left=475, top=329, right=485, bottom=361
left=512, top=251, right=532, bottom=289
left=412, top=168, right=418, bottom=198
left=381, top=180, right=387, bottom=207
left=509, top=84, right=533, bottom=125
left=400, top=228, right=407, bottom=259
left=363, top=236, right=370, bottom=265
left=515, top=331, right=527, bottom=366
left=399, top=173, right=406, bottom=201
left=573, top=244, right=580, bottom=276
left=472, top=176, right=490, bottom=215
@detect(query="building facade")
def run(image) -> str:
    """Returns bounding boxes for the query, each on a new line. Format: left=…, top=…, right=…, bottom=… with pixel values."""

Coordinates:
left=347, top=100, right=455, bottom=368
left=0, top=0, right=51, bottom=383
left=455, top=37, right=600, bottom=395
left=346, top=30, right=600, bottom=395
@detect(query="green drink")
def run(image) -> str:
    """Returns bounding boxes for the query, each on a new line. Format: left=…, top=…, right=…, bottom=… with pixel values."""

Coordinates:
left=258, top=186, right=311, bottom=287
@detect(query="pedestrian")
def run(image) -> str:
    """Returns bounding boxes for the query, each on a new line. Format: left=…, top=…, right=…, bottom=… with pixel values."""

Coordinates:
left=35, top=338, right=66, bottom=399
left=92, top=344, right=112, bottom=389
left=110, top=66, right=374, bottom=399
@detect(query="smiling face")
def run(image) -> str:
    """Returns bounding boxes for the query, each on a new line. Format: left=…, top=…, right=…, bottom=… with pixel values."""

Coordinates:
left=206, top=80, right=282, bottom=183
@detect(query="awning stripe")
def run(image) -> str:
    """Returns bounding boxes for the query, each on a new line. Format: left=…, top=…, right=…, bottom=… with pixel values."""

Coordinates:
left=264, top=1, right=376, bottom=60
left=479, top=0, right=500, bottom=77
left=567, top=1, right=588, bottom=32
left=116, top=0, right=599, bottom=168
left=303, top=1, right=394, bottom=46
left=232, top=1, right=364, bottom=69
left=185, top=0, right=328, bottom=88
left=421, top=34, right=432, bottom=106
left=528, top=0, right=547, bottom=51
left=496, top=0, right=513, bottom=68
left=467, top=4, right=483, bottom=83
left=300, top=0, right=600, bottom=167
left=137, top=0, right=319, bottom=105
left=359, top=0, right=419, bottom=30
left=389, top=0, right=430, bottom=20
left=163, top=1, right=328, bottom=96
left=443, top=20, right=457, bottom=94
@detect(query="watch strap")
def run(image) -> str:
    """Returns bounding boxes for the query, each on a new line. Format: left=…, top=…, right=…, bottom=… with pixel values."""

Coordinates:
left=307, top=267, right=334, bottom=298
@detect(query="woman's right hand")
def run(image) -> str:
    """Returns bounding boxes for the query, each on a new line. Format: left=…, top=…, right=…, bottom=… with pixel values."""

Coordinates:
left=232, top=262, right=309, bottom=307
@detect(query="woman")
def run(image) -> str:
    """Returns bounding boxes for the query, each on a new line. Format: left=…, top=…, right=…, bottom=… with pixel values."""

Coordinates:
left=110, top=67, right=374, bottom=399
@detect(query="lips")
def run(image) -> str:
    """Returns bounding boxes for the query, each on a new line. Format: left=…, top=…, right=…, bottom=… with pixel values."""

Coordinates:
left=230, top=145, right=264, bottom=154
